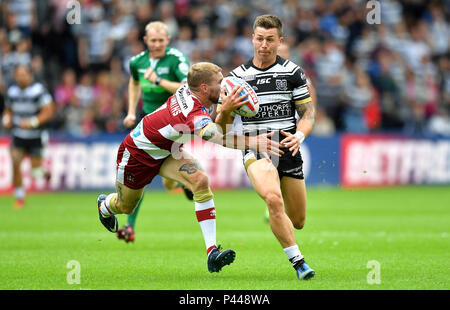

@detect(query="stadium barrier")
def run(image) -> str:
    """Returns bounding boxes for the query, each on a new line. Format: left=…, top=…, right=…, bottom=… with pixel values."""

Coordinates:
left=0, top=133, right=448, bottom=193
left=340, top=133, right=450, bottom=187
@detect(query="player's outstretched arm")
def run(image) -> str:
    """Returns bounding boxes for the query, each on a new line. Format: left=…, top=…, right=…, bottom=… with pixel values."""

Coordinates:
left=198, top=123, right=283, bottom=157
left=124, top=77, right=142, bottom=128
left=1, top=108, right=12, bottom=129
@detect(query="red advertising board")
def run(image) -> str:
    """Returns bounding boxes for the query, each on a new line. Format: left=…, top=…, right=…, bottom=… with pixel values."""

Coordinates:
left=341, top=134, right=450, bottom=187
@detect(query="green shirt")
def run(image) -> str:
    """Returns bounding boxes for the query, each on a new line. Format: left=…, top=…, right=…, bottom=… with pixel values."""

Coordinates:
left=129, top=47, right=189, bottom=114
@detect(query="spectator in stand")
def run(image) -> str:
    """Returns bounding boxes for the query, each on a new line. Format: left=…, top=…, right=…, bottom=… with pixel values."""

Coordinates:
left=341, top=67, right=378, bottom=133
left=195, top=24, right=214, bottom=61
left=426, top=2, right=449, bottom=57
left=77, top=3, right=113, bottom=72
left=0, top=32, right=31, bottom=94
left=312, top=107, right=336, bottom=136
left=3, top=0, right=37, bottom=36
left=54, top=69, right=76, bottom=109
left=92, top=70, right=114, bottom=131
left=73, top=72, right=96, bottom=136
left=172, top=25, right=196, bottom=61
left=315, top=37, right=345, bottom=126
left=53, top=68, right=77, bottom=129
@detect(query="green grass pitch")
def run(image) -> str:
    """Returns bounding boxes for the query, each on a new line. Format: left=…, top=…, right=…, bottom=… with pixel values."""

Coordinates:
left=0, top=186, right=449, bottom=290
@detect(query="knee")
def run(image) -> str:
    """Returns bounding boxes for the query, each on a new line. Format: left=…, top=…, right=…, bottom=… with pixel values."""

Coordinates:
left=264, top=192, right=284, bottom=218
left=292, top=218, right=305, bottom=230
left=264, top=191, right=283, bottom=209
left=188, top=171, right=209, bottom=192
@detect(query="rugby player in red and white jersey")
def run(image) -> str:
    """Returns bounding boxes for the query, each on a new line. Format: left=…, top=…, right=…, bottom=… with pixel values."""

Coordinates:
left=96, top=62, right=283, bottom=273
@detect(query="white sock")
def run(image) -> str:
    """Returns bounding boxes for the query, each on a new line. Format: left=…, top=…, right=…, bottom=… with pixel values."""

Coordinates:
left=195, top=199, right=217, bottom=255
left=99, top=194, right=115, bottom=218
left=284, top=244, right=303, bottom=265
left=14, top=187, right=25, bottom=200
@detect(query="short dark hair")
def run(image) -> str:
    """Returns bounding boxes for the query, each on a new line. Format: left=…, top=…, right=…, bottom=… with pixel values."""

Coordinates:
left=253, top=15, right=283, bottom=37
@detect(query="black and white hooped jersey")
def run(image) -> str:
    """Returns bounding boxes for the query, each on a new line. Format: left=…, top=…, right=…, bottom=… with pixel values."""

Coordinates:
left=229, top=55, right=311, bottom=134
left=5, top=82, right=52, bottom=139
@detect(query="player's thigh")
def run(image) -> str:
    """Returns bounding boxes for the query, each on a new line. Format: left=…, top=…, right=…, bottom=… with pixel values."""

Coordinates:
left=115, top=180, right=145, bottom=209
left=246, top=159, right=283, bottom=206
left=10, top=147, right=25, bottom=168
left=158, top=150, right=207, bottom=190
left=280, top=176, right=307, bottom=229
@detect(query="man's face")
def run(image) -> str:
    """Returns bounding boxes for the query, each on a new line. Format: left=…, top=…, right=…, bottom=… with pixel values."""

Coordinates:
left=144, top=28, right=170, bottom=59
left=14, top=66, right=31, bottom=88
left=252, top=27, right=283, bottom=63
left=206, top=72, right=223, bottom=104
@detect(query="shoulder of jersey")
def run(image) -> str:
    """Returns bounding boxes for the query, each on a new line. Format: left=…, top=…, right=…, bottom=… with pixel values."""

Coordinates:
left=166, top=47, right=188, bottom=61
left=7, top=83, right=19, bottom=95
left=32, top=81, right=45, bottom=89
left=229, top=58, right=301, bottom=76
left=283, top=59, right=301, bottom=72
left=229, top=63, right=250, bottom=77
left=29, top=82, right=47, bottom=94
left=130, top=50, right=147, bottom=62
left=8, top=82, right=44, bottom=94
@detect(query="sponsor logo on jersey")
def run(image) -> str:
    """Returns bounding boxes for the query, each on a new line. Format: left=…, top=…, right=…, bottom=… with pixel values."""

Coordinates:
left=276, top=79, right=288, bottom=91
left=177, top=88, right=188, bottom=109
left=242, top=103, right=292, bottom=121
left=193, top=117, right=213, bottom=132
left=157, top=67, right=169, bottom=75
left=256, top=78, right=271, bottom=85
left=126, top=173, right=135, bottom=184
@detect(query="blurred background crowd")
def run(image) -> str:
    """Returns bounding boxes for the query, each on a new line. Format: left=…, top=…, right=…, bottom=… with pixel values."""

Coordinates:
left=0, top=0, right=449, bottom=137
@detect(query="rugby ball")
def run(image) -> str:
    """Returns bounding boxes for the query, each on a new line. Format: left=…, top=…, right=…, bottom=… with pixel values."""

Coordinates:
left=221, top=76, right=259, bottom=117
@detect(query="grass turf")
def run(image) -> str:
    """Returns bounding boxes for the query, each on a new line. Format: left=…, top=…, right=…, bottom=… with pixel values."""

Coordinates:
left=0, top=186, right=449, bottom=290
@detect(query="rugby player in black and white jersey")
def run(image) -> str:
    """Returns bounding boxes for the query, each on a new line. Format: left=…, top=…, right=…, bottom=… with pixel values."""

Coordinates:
left=2, top=65, right=54, bottom=209
left=216, top=15, right=316, bottom=280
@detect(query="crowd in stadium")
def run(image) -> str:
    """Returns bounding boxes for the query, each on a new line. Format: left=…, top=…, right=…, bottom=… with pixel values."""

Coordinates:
left=0, top=0, right=449, bottom=137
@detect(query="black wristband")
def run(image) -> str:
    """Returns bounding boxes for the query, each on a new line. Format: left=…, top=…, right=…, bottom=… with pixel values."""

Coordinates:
left=155, top=77, right=162, bottom=85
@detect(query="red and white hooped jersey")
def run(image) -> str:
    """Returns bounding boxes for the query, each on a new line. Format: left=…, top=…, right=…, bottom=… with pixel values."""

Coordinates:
left=122, top=84, right=213, bottom=166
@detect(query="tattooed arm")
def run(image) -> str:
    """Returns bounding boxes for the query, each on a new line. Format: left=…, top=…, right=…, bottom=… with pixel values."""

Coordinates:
left=296, top=100, right=315, bottom=137
left=197, top=123, right=283, bottom=157
left=280, top=99, right=315, bottom=156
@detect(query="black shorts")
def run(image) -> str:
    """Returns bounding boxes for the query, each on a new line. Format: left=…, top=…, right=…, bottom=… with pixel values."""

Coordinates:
left=12, top=136, right=44, bottom=157
left=242, top=129, right=304, bottom=180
